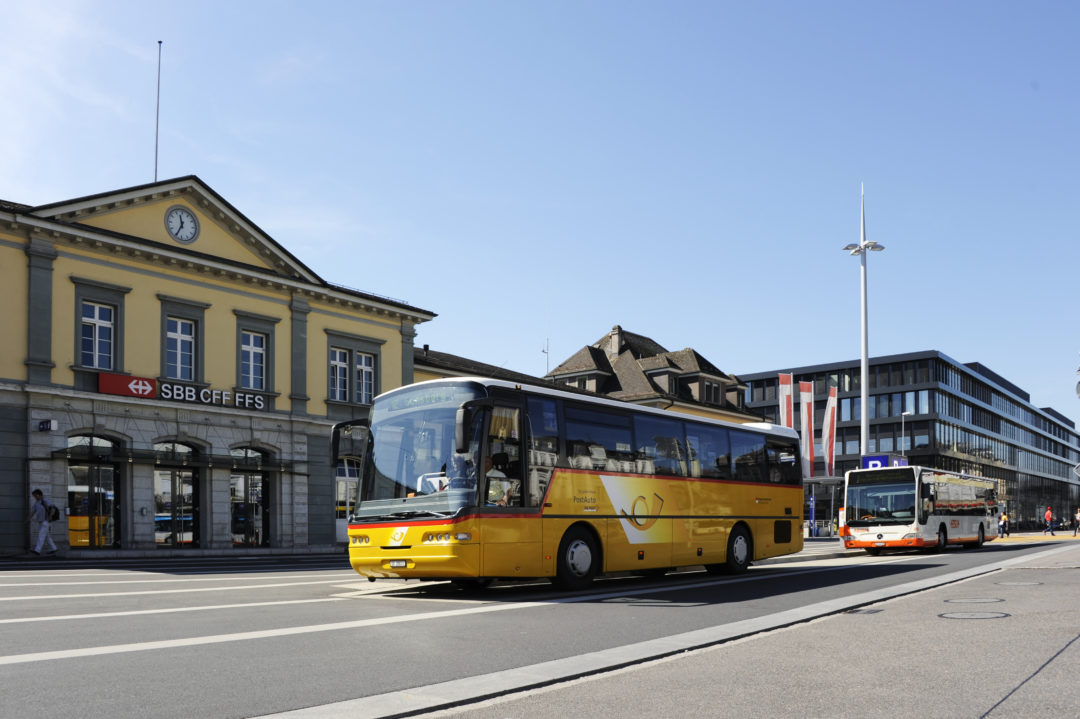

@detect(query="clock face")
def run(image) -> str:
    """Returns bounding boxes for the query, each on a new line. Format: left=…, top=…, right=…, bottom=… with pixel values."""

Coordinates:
left=165, top=206, right=200, bottom=243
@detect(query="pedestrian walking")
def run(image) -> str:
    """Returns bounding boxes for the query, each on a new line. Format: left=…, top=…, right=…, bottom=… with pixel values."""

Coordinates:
left=1043, top=505, right=1055, bottom=535
left=1074, top=508, right=1080, bottom=537
left=29, top=488, right=58, bottom=555
left=998, top=510, right=1009, bottom=538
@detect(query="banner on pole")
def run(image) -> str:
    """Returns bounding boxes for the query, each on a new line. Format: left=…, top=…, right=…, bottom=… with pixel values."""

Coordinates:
left=778, top=373, right=794, bottom=429
left=822, top=384, right=838, bottom=476
left=799, top=381, right=815, bottom=478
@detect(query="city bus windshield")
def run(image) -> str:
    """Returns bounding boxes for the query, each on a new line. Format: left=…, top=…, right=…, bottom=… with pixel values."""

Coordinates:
left=351, top=382, right=486, bottom=521
left=846, top=467, right=917, bottom=526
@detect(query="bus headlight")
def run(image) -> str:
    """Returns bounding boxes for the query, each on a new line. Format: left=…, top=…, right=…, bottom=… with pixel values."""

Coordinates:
left=351, top=535, right=370, bottom=545
left=902, top=533, right=917, bottom=539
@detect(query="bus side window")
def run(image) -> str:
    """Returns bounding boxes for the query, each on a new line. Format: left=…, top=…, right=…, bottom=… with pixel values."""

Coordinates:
left=486, top=406, right=522, bottom=506
left=526, top=398, right=558, bottom=506
left=731, top=431, right=766, bottom=483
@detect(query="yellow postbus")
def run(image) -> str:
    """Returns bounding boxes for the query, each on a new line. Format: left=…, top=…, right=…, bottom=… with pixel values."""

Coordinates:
left=334, top=377, right=804, bottom=589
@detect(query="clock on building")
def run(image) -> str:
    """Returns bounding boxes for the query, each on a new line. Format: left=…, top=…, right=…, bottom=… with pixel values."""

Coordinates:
left=164, top=205, right=200, bottom=243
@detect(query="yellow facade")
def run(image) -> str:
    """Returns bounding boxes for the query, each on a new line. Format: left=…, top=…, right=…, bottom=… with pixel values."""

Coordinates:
left=0, top=176, right=434, bottom=555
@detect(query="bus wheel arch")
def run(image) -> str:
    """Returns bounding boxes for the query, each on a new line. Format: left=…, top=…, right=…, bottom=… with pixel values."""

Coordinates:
left=553, top=523, right=602, bottom=590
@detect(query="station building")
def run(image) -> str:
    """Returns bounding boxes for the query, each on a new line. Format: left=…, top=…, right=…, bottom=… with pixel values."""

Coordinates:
left=1, top=177, right=434, bottom=556
left=740, top=351, right=1080, bottom=531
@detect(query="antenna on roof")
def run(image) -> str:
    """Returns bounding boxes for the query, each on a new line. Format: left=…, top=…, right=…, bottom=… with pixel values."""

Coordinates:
left=154, top=40, right=162, bottom=181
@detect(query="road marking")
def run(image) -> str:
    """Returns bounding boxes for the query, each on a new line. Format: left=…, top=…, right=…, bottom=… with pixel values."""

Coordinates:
left=0, top=598, right=348, bottom=624
left=0, top=578, right=358, bottom=602
left=0, top=572, right=350, bottom=587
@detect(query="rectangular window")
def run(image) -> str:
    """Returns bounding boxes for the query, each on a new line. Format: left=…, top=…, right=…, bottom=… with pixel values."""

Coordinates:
left=80, top=301, right=114, bottom=369
left=686, top=424, right=731, bottom=480
left=329, top=348, right=349, bottom=402
left=240, top=331, right=266, bottom=390
left=703, top=381, right=722, bottom=405
left=356, top=352, right=375, bottom=404
left=633, top=415, right=686, bottom=476
left=564, top=405, right=634, bottom=472
left=166, top=317, right=195, bottom=381
left=731, top=430, right=766, bottom=483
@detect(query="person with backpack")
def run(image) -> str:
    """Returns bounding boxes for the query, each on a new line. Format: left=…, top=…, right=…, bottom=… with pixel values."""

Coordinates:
left=29, top=488, right=58, bottom=556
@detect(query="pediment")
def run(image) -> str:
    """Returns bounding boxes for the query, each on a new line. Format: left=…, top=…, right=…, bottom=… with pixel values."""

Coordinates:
left=27, top=176, right=320, bottom=283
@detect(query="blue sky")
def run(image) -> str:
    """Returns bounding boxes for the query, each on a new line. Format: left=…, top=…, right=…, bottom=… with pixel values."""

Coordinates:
left=2, top=1, right=1078, bottom=422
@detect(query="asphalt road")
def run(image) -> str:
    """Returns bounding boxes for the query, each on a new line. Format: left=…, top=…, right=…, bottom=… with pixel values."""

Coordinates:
left=0, top=538, right=1074, bottom=719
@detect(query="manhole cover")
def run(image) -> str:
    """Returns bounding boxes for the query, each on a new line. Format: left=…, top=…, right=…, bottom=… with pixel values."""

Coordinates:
left=939, top=612, right=1010, bottom=620
left=944, top=598, right=1004, bottom=604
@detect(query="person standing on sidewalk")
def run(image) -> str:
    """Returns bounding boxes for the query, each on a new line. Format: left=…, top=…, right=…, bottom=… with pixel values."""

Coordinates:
left=29, top=489, right=58, bottom=556
left=1073, top=508, right=1080, bottom=537
left=1043, top=505, right=1055, bottom=536
left=999, top=510, right=1009, bottom=538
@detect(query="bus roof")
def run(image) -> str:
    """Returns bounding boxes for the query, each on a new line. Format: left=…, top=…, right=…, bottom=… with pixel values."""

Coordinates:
left=379, top=376, right=800, bottom=440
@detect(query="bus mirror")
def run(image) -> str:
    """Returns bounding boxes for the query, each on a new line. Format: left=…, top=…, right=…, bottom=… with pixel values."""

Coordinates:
left=331, top=419, right=369, bottom=463
left=455, top=399, right=492, bottom=453
left=455, top=407, right=470, bottom=453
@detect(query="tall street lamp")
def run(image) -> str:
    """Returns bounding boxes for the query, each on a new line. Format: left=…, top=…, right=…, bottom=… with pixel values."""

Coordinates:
left=843, top=185, right=884, bottom=457
left=901, top=410, right=912, bottom=456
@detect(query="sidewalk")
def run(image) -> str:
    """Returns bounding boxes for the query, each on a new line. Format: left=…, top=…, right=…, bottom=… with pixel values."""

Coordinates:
left=761, top=530, right=1080, bottom=566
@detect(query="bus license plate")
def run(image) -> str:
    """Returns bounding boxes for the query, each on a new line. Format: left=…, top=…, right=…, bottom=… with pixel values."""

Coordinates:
left=874, top=542, right=885, bottom=547
left=390, top=560, right=407, bottom=568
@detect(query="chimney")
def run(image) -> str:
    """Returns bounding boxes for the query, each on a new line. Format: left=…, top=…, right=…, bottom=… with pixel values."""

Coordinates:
left=608, top=325, right=622, bottom=359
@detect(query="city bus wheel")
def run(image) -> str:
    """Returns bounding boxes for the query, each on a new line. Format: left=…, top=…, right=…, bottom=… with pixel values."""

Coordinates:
left=553, top=527, right=599, bottom=590
left=933, top=527, right=947, bottom=553
left=965, top=525, right=985, bottom=549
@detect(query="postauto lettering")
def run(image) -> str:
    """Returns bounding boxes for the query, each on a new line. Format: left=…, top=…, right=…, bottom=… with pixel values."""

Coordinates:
left=159, top=383, right=265, bottom=410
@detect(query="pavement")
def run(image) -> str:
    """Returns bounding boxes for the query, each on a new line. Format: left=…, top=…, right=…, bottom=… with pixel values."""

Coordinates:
left=763, top=529, right=1080, bottom=564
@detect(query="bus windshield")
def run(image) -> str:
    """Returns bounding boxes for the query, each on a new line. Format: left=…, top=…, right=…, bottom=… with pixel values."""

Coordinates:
left=351, top=382, right=486, bottom=521
left=846, top=467, right=917, bottom=526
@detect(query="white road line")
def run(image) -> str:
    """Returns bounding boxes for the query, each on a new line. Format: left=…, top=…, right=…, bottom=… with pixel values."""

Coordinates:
left=0, top=572, right=350, bottom=587
left=0, top=578, right=357, bottom=602
left=0, top=597, right=348, bottom=624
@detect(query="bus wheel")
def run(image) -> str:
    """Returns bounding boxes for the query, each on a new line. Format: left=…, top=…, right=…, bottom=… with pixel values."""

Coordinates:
left=553, top=527, right=599, bottom=590
left=933, top=527, right=947, bottom=553
left=724, top=526, right=752, bottom=574
left=965, top=525, right=985, bottom=549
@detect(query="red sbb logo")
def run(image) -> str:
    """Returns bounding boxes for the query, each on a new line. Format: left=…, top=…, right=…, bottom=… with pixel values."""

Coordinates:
left=99, top=372, right=159, bottom=398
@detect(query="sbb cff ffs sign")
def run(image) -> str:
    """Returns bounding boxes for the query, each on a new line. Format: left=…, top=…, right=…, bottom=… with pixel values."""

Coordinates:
left=97, top=373, right=266, bottom=410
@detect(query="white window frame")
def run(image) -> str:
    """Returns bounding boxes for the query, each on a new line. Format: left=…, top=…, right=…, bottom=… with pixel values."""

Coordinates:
left=81, top=301, right=115, bottom=370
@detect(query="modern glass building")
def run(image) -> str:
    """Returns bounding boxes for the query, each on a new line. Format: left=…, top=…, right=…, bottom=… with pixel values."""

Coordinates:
left=741, top=351, right=1080, bottom=532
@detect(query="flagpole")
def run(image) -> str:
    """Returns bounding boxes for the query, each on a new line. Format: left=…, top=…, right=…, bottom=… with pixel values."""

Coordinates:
left=154, top=40, right=162, bottom=181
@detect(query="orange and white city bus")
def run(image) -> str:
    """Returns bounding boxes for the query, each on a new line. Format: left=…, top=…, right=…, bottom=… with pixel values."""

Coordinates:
left=333, top=377, right=804, bottom=589
left=840, top=465, right=999, bottom=555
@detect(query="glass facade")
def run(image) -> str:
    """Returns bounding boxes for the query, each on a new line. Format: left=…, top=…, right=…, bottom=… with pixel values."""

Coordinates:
left=741, top=351, right=1080, bottom=532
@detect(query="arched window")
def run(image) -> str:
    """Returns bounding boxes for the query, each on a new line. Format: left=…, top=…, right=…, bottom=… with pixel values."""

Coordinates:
left=231, top=447, right=271, bottom=547
left=66, top=435, right=121, bottom=549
